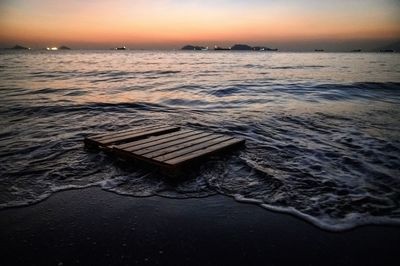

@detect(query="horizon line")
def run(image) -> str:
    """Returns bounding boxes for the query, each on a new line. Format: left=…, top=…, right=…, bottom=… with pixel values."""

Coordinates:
left=2, top=38, right=399, bottom=52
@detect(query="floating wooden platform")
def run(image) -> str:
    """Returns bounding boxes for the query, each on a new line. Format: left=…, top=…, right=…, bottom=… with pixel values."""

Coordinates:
left=84, top=125, right=245, bottom=170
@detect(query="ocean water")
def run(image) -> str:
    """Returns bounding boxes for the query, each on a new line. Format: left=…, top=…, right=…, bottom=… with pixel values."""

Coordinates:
left=1, top=50, right=399, bottom=231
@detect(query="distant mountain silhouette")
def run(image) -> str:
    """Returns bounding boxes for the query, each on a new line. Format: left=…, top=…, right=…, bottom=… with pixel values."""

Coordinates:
left=231, top=44, right=252, bottom=50
left=217, top=44, right=278, bottom=51
left=181, top=45, right=207, bottom=51
left=181, top=44, right=279, bottom=52
left=11, top=44, right=29, bottom=50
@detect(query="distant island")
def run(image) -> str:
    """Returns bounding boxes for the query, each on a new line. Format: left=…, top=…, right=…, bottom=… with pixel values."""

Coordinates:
left=58, top=46, right=71, bottom=50
left=231, top=44, right=252, bottom=50
left=230, top=44, right=277, bottom=51
left=10, top=44, right=30, bottom=50
left=181, top=44, right=278, bottom=51
left=181, top=45, right=208, bottom=51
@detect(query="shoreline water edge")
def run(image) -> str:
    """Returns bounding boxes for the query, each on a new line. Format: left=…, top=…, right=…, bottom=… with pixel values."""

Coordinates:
left=1, top=50, right=399, bottom=233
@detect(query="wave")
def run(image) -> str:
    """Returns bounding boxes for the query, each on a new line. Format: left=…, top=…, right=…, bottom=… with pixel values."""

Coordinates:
left=1, top=51, right=400, bottom=231
left=29, top=69, right=182, bottom=79
left=271, top=65, right=327, bottom=69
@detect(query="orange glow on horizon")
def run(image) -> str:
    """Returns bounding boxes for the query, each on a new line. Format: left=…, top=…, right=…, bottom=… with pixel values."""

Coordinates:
left=1, top=0, right=399, bottom=48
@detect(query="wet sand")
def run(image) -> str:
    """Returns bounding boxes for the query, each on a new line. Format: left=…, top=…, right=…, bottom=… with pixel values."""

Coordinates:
left=1, top=187, right=399, bottom=266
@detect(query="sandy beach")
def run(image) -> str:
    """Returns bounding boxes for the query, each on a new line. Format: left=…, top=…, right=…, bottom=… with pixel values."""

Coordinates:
left=1, top=187, right=399, bottom=266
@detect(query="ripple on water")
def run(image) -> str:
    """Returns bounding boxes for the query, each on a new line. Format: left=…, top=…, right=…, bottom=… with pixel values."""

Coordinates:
left=0, top=51, right=400, bottom=231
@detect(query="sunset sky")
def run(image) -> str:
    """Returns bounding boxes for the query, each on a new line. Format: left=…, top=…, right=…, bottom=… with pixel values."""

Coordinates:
left=0, top=0, right=399, bottom=50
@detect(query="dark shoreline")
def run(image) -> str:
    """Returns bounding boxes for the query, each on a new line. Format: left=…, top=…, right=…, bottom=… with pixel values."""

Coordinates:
left=1, top=187, right=399, bottom=266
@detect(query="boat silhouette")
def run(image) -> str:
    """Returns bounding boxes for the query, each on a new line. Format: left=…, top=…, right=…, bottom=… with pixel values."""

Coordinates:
left=214, top=46, right=231, bottom=51
left=380, top=49, right=395, bottom=53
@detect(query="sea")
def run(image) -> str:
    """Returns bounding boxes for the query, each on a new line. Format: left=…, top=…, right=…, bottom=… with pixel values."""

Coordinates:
left=0, top=50, right=399, bottom=231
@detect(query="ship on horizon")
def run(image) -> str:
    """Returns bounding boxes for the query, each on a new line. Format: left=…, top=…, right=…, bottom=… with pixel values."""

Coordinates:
left=380, top=49, right=395, bottom=53
left=214, top=45, right=231, bottom=51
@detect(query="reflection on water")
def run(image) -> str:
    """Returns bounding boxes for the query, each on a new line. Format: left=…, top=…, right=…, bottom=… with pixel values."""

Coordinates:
left=0, top=50, right=400, bottom=231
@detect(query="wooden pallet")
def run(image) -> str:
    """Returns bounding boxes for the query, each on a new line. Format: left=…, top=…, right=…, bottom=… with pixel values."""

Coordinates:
left=84, top=124, right=245, bottom=170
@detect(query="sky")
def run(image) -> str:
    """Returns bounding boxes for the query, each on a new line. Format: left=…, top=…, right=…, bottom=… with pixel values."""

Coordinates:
left=0, top=0, right=399, bottom=50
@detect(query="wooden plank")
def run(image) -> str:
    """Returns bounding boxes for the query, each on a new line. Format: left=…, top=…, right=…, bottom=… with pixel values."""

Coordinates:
left=90, top=124, right=162, bottom=139
left=144, top=134, right=228, bottom=160
left=92, top=126, right=180, bottom=146
left=132, top=132, right=216, bottom=155
left=112, top=146, right=171, bottom=169
left=118, top=130, right=204, bottom=152
left=152, top=135, right=233, bottom=162
left=86, top=125, right=166, bottom=147
left=116, top=129, right=193, bottom=149
left=93, top=124, right=166, bottom=141
left=164, top=138, right=244, bottom=166
left=116, top=129, right=195, bottom=150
